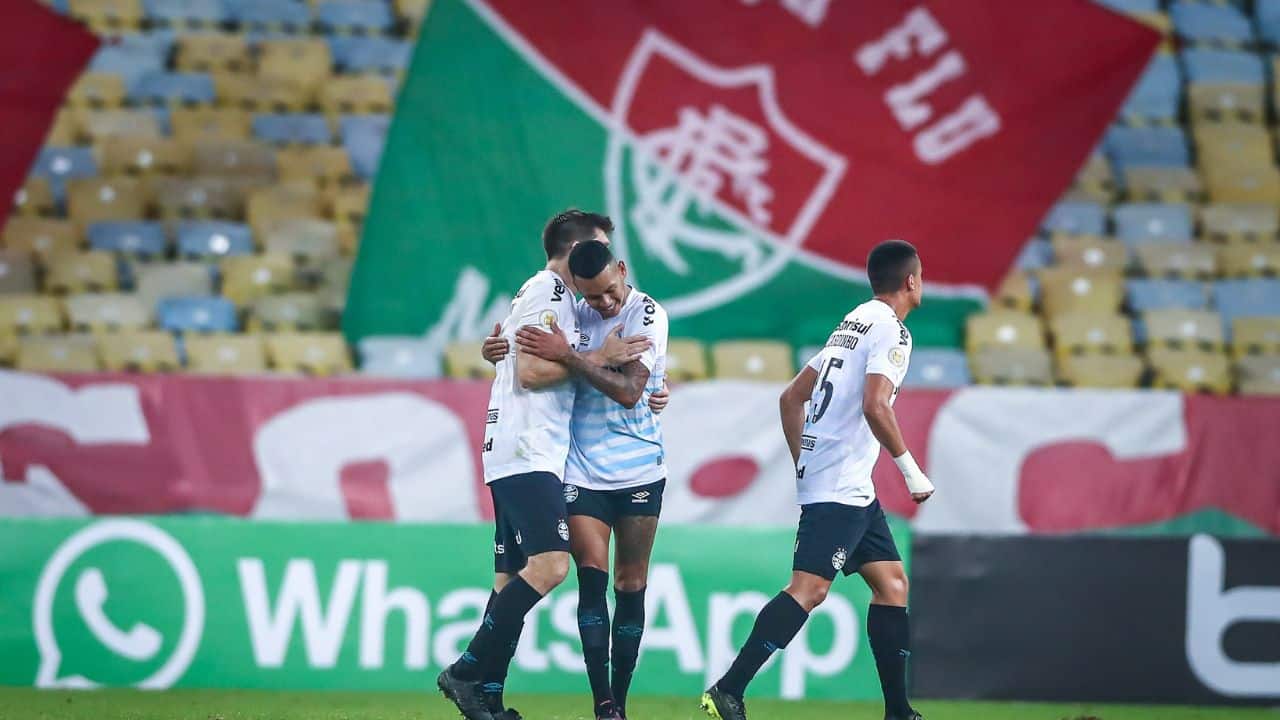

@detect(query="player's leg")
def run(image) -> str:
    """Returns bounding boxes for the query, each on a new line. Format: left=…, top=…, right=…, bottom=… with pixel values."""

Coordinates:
left=853, top=501, right=918, bottom=720
left=567, top=489, right=617, bottom=718
left=609, top=480, right=664, bottom=718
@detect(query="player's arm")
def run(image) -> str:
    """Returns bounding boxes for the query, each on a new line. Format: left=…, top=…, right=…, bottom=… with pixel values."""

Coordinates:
left=515, top=320, right=650, bottom=407
left=780, top=366, right=819, bottom=465
left=484, top=322, right=648, bottom=367
left=863, top=374, right=933, bottom=503
left=518, top=349, right=569, bottom=389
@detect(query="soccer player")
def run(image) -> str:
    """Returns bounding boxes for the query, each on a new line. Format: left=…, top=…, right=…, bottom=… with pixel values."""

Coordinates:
left=700, top=240, right=935, bottom=720
left=513, top=240, right=669, bottom=720
left=439, top=210, right=631, bottom=720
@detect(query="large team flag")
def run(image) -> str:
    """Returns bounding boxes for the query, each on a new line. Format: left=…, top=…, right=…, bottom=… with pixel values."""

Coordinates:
left=345, top=0, right=1157, bottom=354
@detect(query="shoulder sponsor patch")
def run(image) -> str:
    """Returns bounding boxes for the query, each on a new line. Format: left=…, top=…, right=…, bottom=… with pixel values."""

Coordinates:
left=540, top=310, right=557, bottom=330
left=888, top=346, right=906, bottom=367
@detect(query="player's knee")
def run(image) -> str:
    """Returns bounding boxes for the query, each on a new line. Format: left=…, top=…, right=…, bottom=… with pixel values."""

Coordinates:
left=613, top=564, right=648, bottom=592
left=875, top=572, right=909, bottom=606
left=527, top=551, right=570, bottom=588
left=786, top=580, right=830, bottom=611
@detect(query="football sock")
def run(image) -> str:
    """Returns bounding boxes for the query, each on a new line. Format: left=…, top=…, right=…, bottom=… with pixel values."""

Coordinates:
left=867, top=603, right=913, bottom=717
left=452, top=576, right=542, bottom=682
left=716, top=591, right=809, bottom=699
left=577, top=567, right=614, bottom=706
left=480, top=590, right=525, bottom=711
left=611, top=586, right=646, bottom=714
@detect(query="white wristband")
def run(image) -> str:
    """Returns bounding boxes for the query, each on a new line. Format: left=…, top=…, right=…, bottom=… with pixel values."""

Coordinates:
left=893, top=451, right=934, bottom=494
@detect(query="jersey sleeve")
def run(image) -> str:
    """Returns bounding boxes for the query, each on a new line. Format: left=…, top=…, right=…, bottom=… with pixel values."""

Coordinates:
left=515, top=276, right=577, bottom=343
left=864, top=320, right=911, bottom=386
left=625, top=295, right=668, bottom=372
left=805, top=352, right=824, bottom=371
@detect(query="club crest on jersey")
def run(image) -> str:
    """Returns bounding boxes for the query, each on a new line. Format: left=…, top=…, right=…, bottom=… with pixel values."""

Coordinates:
left=557, top=519, right=570, bottom=541
left=563, top=484, right=579, bottom=503
left=832, top=547, right=848, bottom=571
left=888, top=346, right=906, bottom=367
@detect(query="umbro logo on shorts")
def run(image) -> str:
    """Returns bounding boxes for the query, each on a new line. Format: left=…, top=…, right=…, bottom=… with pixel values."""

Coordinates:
left=631, top=491, right=650, bottom=503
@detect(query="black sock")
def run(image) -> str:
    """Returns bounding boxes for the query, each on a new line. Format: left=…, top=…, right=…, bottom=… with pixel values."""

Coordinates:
left=716, top=592, right=809, bottom=699
left=577, top=567, right=613, bottom=706
left=480, top=590, right=525, bottom=711
left=611, top=586, right=646, bottom=714
left=452, top=577, right=542, bottom=682
left=867, top=603, right=913, bottom=717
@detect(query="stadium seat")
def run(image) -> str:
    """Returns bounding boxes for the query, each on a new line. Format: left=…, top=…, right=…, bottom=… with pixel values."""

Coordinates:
left=356, top=336, right=439, bottom=377
left=969, top=346, right=1054, bottom=386
left=1201, top=203, right=1278, bottom=242
left=220, top=254, right=295, bottom=306
left=65, top=293, right=151, bottom=332
left=170, top=107, right=253, bottom=141
left=665, top=338, right=709, bottom=381
left=66, top=177, right=148, bottom=230
left=1122, top=166, right=1203, bottom=203
left=1037, top=268, right=1125, bottom=316
left=1214, top=280, right=1280, bottom=326
left=341, top=115, right=389, bottom=179
left=1096, top=0, right=1159, bottom=15
left=903, top=348, right=971, bottom=388
left=143, top=0, right=227, bottom=27
left=317, top=0, right=395, bottom=33
left=176, top=34, right=252, bottom=73
left=1040, top=200, right=1106, bottom=236
left=965, top=311, right=1045, bottom=353
left=16, top=334, right=100, bottom=372
left=276, top=146, right=353, bottom=186
left=991, top=270, right=1036, bottom=312
left=330, top=183, right=369, bottom=227
left=1072, top=153, right=1116, bottom=202
left=330, top=37, right=412, bottom=75
left=1, top=217, right=80, bottom=262
left=0, top=295, right=64, bottom=335
left=1113, top=203, right=1193, bottom=245
left=229, top=0, right=313, bottom=32
left=1170, top=2, right=1253, bottom=44
left=263, top=219, right=339, bottom=265
left=1050, top=235, right=1129, bottom=270
left=76, top=108, right=163, bottom=141
left=249, top=293, right=325, bottom=331
left=711, top=340, right=794, bottom=381
left=44, top=252, right=118, bottom=294
left=1149, top=348, right=1231, bottom=393
left=66, top=72, right=127, bottom=108
left=1181, top=49, right=1265, bottom=85
left=396, top=0, right=430, bottom=27
left=157, top=295, right=239, bottom=333
left=247, top=184, right=321, bottom=231
left=87, top=221, right=167, bottom=257
left=1218, top=243, right=1280, bottom=277
left=1119, top=53, right=1181, bottom=122
left=154, top=178, right=245, bottom=220
left=1134, top=244, right=1217, bottom=280
left=0, top=250, right=38, bottom=295
left=13, top=177, right=55, bottom=217
left=215, top=74, right=311, bottom=113
left=1142, top=309, right=1225, bottom=351
left=1127, top=278, right=1209, bottom=311
left=99, top=331, right=181, bottom=372
left=99, top=136, right=192, bottom=175
left=1057, top=353, right=1145, bottom=389
left=177, top=221, right=255, bottom=259
left=1104, top=126, right=1190, bottom=169
left=439, top=340, right=493, bottom=380
left=31, top=146, right=98, bottom=185
left=321, top=76, right=393, bottom=115
left=192, top=140, right=277, bottom=179
left=252, top=113, right=333, bottom=145
left=1196, top=123, right=1273, bottom=173
left=89, top=43, right=165, bottom=87
left=318, top=256, right=353, bottom=312
left=1187, top=84, right=1265, bottom=124
left=267, top=332, right=352, bottom=375
left=1013, top=238, right=1053, bottom=271
left=1050, top=312, right=1134, bottom=356
left=0, top=332, right=16, bottom=365
left=134, top=262, right=214, bottom=310
left=258, top=39, right=332, bottom=93
left=185, top=333, right=267, bottom=374
left=1236, top=355, right=1280, bottom=395
left=69, top=0, right=144, bottom=32
left=129, top=71, right=217, bottom=105
left=1206, top=164, right=1280, bottom=203
left=1231, top=317, right=1280, bottom=356
left=45, top=108, right=80, bottom=146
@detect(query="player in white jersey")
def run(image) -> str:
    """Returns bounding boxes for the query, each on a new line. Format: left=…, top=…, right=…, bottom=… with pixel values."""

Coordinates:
left=702, top=240, right=935, bottom=720
left=514, top=240, right=668, bottom=720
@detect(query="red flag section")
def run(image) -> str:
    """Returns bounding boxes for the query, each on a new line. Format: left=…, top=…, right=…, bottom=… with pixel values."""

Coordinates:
left=481, top=0, right=1158, bottom=289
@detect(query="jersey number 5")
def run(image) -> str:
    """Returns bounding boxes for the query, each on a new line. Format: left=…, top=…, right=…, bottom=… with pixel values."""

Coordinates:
left=810, top=357, right=843, bottom=423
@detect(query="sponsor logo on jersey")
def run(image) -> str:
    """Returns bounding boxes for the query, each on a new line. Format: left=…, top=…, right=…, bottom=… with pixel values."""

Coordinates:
left=486, top=408, right=499, bottom=424
left=832, top=547, right=848, bottom=571
left=888, top=346, right=906, bottom=367
left=800, top=434, right=817, bottom=451
left=631, top=490, right=651, bottom=503
left=482, top=437, right=493, bottom=452
left=836, top=319, right=874, bottom=335
left=557, top=519, right=570, bottom=541
left=563, top=484, right=579, bottom=503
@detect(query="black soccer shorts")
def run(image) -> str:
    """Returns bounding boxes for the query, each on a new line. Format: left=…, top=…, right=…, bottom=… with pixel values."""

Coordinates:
left=491, top=471, right=571, bottom=574
left=563, top=478, right=666, bottom=526
left=792, top=499, right=901, bottom=581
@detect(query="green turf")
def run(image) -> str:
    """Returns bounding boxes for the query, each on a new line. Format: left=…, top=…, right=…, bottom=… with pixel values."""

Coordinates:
left=0, top=688, right=1274, bottom=720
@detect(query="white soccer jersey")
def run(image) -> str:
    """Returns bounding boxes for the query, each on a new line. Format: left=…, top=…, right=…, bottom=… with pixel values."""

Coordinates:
left=795, top=299, right=912, bottom=507
left=482, top=269, right=580, bottom=484
left=564, top=288, right=668, bottom=490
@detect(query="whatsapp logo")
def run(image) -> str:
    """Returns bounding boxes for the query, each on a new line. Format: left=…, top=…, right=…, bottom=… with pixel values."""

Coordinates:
left=34, top=519, right=205, bottom=688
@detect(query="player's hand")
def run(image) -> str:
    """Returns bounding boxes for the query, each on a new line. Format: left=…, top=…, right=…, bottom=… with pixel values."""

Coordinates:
left=515, top=320, right=573, bottom=362
left=481, top=322, right=509, bottom=365
left=648, top=381, right=670, bottom=414
left=911, top=489, right=934, bottom=504
left=600, top=324, right=650, bottom=366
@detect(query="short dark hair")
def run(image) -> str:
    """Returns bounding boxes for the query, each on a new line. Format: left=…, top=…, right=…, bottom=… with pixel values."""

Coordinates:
left=568, top=239, right=615, bottom=280
left=542, top=209, right=614, bottom=260
left=866, top=239, right=919, bottom=294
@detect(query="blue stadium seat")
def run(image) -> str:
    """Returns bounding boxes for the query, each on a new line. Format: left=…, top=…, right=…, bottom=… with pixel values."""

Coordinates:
left=1170, top=2, right=1253, bottom=44
left=1041, top=201, right=1106, bottom=236
left=1113, top=203, right=1194, bottom=245
left=129, top=71, right=217, bottom=105
left=1096, top=0, right=1159, bottom=12
left=904, top=349, right=971, bottom=388
left=90, top=45, right=165, bottom=87
left=1214, top=279, right=1280, bottom=324
left=87, top=222, right=168, bottom=257
left=1181, top=49, right=1266, bottom=85
left=31, top=147, right=98, bottom=182
left=177, top=221, right=255, bottom=259
left=158, top=296, right=240, bottom=333
left=317, top=1, right=394, bottom=33
left=1104, top=126, right=1191, bottom=169
left=358, top=337, right=441, bottom=377
left=1014, top=238, right=1054, bottom=270
left=1121, top=54, right=1182, bottom=121
left=252, top=113, right=332, bottom=144
left=227, top=0, right=312, bottom=30
left=329, top=37, right=412, bottom=74
left=144, top=0, right=228, bottom=26
left=342, top=115, right=390, bottom=179
left=1127, top=279, right=1210, bottom=311
left=1258, top=0, right=1280, bottom=45
left=116, top=32, right=177, bottom=58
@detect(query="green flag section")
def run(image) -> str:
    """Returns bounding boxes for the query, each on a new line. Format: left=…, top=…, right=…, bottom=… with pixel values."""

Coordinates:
left=345, top=0, right=981, bottom=355
left=0, top=516, right=909, bottom=700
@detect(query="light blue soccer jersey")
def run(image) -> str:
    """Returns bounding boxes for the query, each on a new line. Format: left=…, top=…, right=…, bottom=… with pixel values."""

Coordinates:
left=564, top=288, right=668, bottom=490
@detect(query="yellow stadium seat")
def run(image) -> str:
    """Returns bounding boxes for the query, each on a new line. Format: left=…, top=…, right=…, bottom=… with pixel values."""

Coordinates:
left=65, top=293, right=151, bottom=331
left=266, top=332, right=352, bottom=375
left=1201, top=203, right=1278, bottom=242
left=77, top=108, right=162, bottom=141
left=0, top=295, right=64, bottom=335
left=1123, top=166, right=1203, bottom=203
left=277, top=146, right=352, bottom=187
left=247, top=186, right=321, bottom=239
left=1072, top=153, right=1115, bottom=202
left=170, top=107, right=253, bottom=142
left=1149, top=349, right=1231, bottom=394
left=133, top=262, right=214, bottom=310
left=249, top=293, right=325, bottom=332
left=444, top=341, right=495, bottom=380
left=154, top=177, right=247, bottom=220
left=0, top=250, right=38, bottom=295
left=2, top=217, right=80, bottom=262
left=1231, top=317, right=1280, bottom=356
left=991, top=270, right=1035, bottom=312
left=176, top=34, right=252, bottom=73
left=98, top=331, right=180, bottom=372
left=1218, top=242, right=1280, bottom=277
left=263, top=219, right=340, bottom=266
left=1057, top=353, right=1145, bottom=389
left=666, top=338, right=709, bottom=381
left=0, top=331, right=16, bottom=366
left=1236, top=355, right=1280, bottom=395
left=44, top=252, right=118, bottom=295
left=1195, top=124, right=1273, bottom=172
left=969, top=346, right=1054, bottom=386
left=185, top=333, right=267, bottom=374
left=1050, top=235, right=1129, bottom=271
left=397, top=0, right=431, bottom=25
left=1204, top=165, right=1280, bottom=204
left=711, top=340, right=794, bottom=381
left=257, top=39, right=332, bottom=94
left=1143, top=309, right=1224, bottom=351
left=221, top=254, right=295, bottom=306
left=68, top=0, right=143, bottom=31
left=99, top=136, right=192, bottom=176
left=1038, top=268, right=1124, bottom=317
left=1134, top=243, right=1217, bottom=279
left=1187, top=84, right=1266, bottom=125
left=66, top=177, right=148, bottom=229
left=1049, top=312, right=1134, bottom=356
left=320, top=75, right=393, bottom=115
left=16, top=334, right=100, bottom=372
left=46, top=107, right=80, bottom=145
left=318, top=256, right=352, bottom=312
left=66, top=72, right=127, bottom=108
left=215, top=73, right=311, bottom=113
left=14, top=177, right=55, bottom=217
left=192, top=140, right=277, bottom=179
left=966, top=311, right=1045, bottom=353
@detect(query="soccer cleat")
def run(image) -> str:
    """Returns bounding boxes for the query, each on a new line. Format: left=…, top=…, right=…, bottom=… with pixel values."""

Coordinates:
left=494, top=710, right=523, bottom=720
left=700, top=685, right=747, bottom=720
left=436, top=668, right=495, bottom=720
left=595, top=699, right=624, bottom=720
left=885, top=713, right=924, bottom=720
